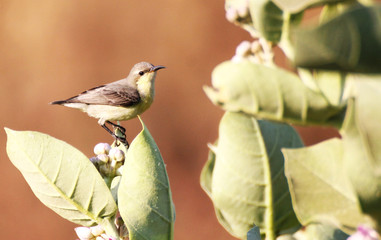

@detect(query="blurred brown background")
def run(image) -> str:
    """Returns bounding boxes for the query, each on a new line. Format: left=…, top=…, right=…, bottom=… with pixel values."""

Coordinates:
left=0, top=1, right=338, bottom=239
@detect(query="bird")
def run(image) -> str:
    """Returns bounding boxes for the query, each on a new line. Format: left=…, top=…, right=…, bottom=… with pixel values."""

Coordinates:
left=50, top=61, right=165, bottom=145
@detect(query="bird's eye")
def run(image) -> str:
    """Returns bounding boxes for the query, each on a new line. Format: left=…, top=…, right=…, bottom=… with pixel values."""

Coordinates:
left=138, top=71, right=144, bottom=76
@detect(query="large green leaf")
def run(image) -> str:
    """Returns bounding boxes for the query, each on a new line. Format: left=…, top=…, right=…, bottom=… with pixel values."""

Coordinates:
left=294, top=5, right=381, bottom=73
left=283, top=138, right=370, bottom=233
left=201, top=112, right=302, bottom=239
left=204, top=60, right=345, bottom=127
left=341, top=77, right=381, bottom=225
left=118, top=119, right=175, bottom=240
left=5, top=128, right=117, bottom=227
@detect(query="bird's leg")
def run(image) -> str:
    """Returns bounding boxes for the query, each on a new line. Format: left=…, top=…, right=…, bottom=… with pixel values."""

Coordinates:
left=101, top=123, right=129, bottom=147
left=106, top=121, right=126, bottom=134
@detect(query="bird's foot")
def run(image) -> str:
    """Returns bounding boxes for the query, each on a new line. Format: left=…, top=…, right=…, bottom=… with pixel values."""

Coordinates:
left=101, top=122, right=129, bottom=148
left=115, top=135, right=129, bottom=148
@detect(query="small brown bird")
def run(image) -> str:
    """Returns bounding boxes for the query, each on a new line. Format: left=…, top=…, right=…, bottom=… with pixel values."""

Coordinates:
left=51, top=62, right=165, bottom=145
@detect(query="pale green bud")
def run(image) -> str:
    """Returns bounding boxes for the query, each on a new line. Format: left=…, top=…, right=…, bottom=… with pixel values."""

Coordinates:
left=94, top=143, right=111, bottom=155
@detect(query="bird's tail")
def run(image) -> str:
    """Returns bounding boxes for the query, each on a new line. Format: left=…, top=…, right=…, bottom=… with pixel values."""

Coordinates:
left=50, top=100, right=67, bottom=105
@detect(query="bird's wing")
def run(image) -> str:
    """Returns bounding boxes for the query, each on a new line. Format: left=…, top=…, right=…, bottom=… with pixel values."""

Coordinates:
left=64, top=83, right=141, bottom=107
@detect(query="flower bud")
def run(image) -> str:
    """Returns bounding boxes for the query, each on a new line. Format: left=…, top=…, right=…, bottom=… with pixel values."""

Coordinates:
left=109, top=148, right=125, bottom=162
left=235, top=41, right=252, bottom=57
left=75, top=226, right=93, bottom=240
left=251, top=41, right=261, bottom=54
left=348, top=225, right=380, bottom=240
left=226, top=8, right=238, bottom=22
left=94, top=143, right=111, bottom=155
left=237, top=5, right=249, bottom=18
left=90, top=225, right=105, bottom=237
left=97, top=154, right=110, bottom=164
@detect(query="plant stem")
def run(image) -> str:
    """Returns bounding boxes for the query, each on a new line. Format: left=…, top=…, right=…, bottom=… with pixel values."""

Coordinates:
left=101, top=217, right=120, bottom=239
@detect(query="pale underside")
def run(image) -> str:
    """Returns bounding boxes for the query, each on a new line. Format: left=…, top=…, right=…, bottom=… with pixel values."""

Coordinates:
left=62, top=102, right=151, bottom=125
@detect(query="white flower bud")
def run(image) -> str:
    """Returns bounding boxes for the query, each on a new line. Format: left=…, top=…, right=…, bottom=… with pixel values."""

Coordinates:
left=109, top=148, right=125, bottom=162
left=94, top=143, right=111, bottom=155
left=226, top=8, right=238, bottom=22
left=251, top=41, right=261, bottom=54
left=90, top=225, right=105, bottom=237
left=237, top=5, right=249, bottom=18
left=75, top=226, right=94, bottom=240
left=235, top=41, right=252, bottom=57
left=97, top=154, right=110, bottom=164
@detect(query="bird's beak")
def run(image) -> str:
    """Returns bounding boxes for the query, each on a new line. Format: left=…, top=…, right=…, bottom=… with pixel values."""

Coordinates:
left=150, top=65, right=166, bottom=72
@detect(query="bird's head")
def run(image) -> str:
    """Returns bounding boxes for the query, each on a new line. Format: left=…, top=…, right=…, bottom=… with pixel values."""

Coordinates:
left=127, top=62, right=165, bottom=87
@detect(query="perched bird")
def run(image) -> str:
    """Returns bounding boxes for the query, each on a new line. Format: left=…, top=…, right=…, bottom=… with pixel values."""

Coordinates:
left=51, top=61, right=165, bottom=145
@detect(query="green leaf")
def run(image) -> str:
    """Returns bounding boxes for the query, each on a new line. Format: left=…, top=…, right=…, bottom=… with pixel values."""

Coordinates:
left=247, top=226, right=261, bottom=240
left=245, top=0, right=304, bottom=43
left=294, top=5, right=381, bottom=73
left=272, top=0, right=343, bottom=13
left=118, top=119, right=175, bottom=240
left=202, top=112, right=303, bottom=239
left=248, top=0, right=284, bottom=42
left=200, top=144, right=216, bottom=198
left=283, top=138, right=370, bottom=233
left=204, top=60, right=345, bottom=127
left=319, top=1, right=363, bottom=23
left=4, top=128, right=117, bottom=227
left=341, top=77, right=381, bottom=225
left=297, top=68, right=346, bottom=106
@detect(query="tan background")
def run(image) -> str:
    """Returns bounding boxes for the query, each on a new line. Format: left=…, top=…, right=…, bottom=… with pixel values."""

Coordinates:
left=0, top=1, right=338, bottom=239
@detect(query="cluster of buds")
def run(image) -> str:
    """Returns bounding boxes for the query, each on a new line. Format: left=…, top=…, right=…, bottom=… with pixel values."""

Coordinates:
left=75, top=225, right=116, bottom=240
left=232, top=39, right=274, bottom=65
left=348, top=225, right=380, bottom=240
left=225, top=1, right=251, bottom=26
left=90, top=143, right=125, bottom=178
